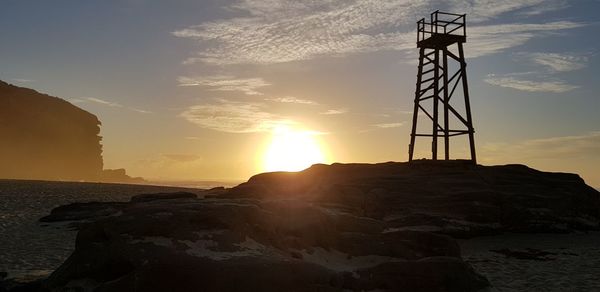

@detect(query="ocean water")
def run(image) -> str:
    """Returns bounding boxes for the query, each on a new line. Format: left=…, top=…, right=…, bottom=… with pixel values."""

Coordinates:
left=461, top=232, right=600, bottom=291
left=0, top=179, right=205, bottom=280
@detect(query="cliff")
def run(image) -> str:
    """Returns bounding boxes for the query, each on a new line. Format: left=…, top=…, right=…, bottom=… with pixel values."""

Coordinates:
left=0, top=80, right=140, bottom=183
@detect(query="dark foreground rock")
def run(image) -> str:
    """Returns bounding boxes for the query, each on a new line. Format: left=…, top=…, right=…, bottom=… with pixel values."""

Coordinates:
left=31, top=161, right=599, bottom=291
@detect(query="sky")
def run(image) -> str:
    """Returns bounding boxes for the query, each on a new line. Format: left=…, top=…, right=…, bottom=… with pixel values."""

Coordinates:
left=1, top=0, right=599, bottom=186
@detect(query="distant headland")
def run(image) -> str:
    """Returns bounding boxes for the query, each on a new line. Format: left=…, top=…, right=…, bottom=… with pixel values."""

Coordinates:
left=0, top=80, right=142, bottom=183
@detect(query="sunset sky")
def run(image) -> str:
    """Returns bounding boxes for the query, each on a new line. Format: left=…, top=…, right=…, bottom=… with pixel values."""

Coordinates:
left=1, top=0, right=599, bottom=186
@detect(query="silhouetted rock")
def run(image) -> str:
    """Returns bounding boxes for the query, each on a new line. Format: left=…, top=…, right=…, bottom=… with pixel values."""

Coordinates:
left=39, top=174, right=492, bottom=290
left=0, top=80, right=142, bottom=183
left=38, top=162, right=598, bottom=291
left=100, top=168, right=145, bottom=184
left=39, top=201, right=126, bottom=223
left=225, top=161, right=600, bottom=236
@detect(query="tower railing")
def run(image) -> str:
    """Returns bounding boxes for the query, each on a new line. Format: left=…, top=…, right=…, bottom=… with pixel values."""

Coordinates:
left=417, top=11, right=466, bottom=43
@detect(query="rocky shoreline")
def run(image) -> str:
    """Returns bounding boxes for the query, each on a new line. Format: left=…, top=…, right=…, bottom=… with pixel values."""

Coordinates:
left=4, top=161, right=598, bottom=291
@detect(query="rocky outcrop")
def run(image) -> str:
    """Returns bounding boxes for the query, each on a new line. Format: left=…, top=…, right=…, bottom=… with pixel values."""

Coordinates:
left=34, top=161, right=599, bottom=291
left=224, top=161, right=600, bottom=237
left=0, top=80, right=141, bottom=183
left=40, top=195, right=487, bottom=292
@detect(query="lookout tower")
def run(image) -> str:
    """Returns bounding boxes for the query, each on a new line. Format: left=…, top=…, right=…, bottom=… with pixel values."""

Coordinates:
left=408, top=11, right=476, bottom=163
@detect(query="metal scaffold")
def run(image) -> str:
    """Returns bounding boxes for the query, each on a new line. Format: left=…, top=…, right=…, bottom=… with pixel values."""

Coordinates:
left=408, top=11, right=477, bottom=164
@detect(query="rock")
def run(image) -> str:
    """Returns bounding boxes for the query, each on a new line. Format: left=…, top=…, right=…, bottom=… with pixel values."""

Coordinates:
left=99, top=168, right=146, bottom=184
left=130, top=192, right=196, bottom=203
left=202, top=187, right=228, bottom=198
left=38, top=161, right=598, bottom=291
left=39, top=202, right=126, bottom=223
left=40, top=192, right=488, bottom=291
left=225, top=161, right=600, bottom=236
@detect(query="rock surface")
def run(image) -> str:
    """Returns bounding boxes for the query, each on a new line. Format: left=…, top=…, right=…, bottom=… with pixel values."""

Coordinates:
left=225, top=161, right=600, bottom=236
left=34, top=161, right=599, bottom=291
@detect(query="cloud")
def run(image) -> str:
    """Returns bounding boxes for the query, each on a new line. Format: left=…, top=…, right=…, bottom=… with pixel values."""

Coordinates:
left=77, top=97, right=152, bottom=114
left=466, top=21, right=584, bottom=58
left=131, top=108, right=153, bottom=114
left=185, top=136, right=201, bottom=140
left=527, top=52, right=589, bottom=72
left=448, top=0, right=558, bottom=22
left=173, top=0, right=579, bottom=65
left=85, top=97, right=123, bottom=107
left=163, top=154, right=203, bottom=162
left=265, top=96, right=317, bottom=105
left=519, top=0, right=569, bottom=15
left=180, top=99, right=293, bottom=133
left=321, top=108, right=348, bottom=115
left=11, top=78, right=34, bottom=83
left=173, top=0, right=423, bottom=65
left=484, top=75, right=577, bottom=93
left=374, top=122, right=404, bottom=128
left=178, top=75, right=271, bottom=95
left=482, top=131, right=600, bottom=160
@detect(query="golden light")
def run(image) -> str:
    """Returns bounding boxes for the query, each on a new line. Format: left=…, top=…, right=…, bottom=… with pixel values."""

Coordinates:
left=263, top=125, right=326, bottom=172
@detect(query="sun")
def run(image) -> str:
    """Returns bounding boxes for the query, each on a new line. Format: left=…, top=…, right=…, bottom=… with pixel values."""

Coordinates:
left=263, top=125, right=326, bottom=172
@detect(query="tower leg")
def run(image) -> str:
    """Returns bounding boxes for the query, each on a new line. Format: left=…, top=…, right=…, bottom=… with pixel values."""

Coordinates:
left=409, top=47, right=425, bottom=162
left=442, top=48, right=450, bottom=160
left=457, top=42, right=477, bottom=164
left=432, top=49, right=439, bottom=160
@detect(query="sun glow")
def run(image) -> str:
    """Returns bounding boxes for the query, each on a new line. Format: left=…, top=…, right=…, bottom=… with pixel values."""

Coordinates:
left=263, top=126, right=326, bottom=172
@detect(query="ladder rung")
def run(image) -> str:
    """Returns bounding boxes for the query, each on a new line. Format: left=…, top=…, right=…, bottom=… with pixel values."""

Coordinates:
left=419, top=95, right=435, bottom=101
left=421, top=76, right=436, bottom=83
left=421, top=68, right=435, bottom=75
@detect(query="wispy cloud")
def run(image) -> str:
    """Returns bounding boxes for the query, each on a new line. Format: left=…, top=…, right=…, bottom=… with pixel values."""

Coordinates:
left=178, top=75, right=271, bottom=95
left=484, top=75, right=578, bottom=93
left=131, top=108, right=153, bottom=114
left=76, top=97, right=152, bottom=113
left=466, top=21, right=584, bottom=58
left=482, top=131, right=600, bottom=160
left=374, top=122, right=404, bottom=128
left=180, top=99, right=293, bottom=133
left=449, top=0, right=563, bottom=22
left=519, top=0, right=569, bottom=15
left=11, top=78, right=34, bottom=83
left=265, top=96, right=317, bottom=105
left=321, top=108, right=348, bottom=115
left=86, top=97, right=123, bottom=107
left=163, top=154, right=203, bottom=162
left=173, top=0, right=579, bottom=65
left=526, top=52, right=589, bottom=72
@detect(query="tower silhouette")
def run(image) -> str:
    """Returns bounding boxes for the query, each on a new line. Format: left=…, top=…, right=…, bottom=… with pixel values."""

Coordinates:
left=408, top=11, right=476, bottom=163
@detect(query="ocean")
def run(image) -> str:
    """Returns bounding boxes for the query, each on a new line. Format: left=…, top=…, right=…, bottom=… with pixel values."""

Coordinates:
left=0, top=179, right=206, bottom=280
